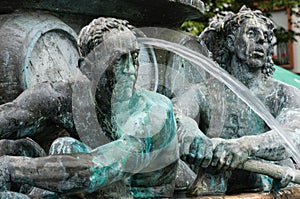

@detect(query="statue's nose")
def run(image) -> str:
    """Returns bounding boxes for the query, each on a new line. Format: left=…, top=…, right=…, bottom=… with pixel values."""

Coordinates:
left=256, top=31, right=266, bottom=45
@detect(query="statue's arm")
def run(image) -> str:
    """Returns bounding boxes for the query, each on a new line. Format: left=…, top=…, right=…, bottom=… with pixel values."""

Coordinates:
left=172, top=84, right=203, bottom=120
left=0, top=119, right=147, bottom=193
left=0, top=77, right=84, bottom=139
left=172, top=84, right=209, bottom=140
left=172, top=84, right=213, bottom=167
left=227, top=84, right=300, bottom=161
left=2, top=136, right=145, bottom=193
left=1, top=93, right=177, bottom=193
left=233, top=114, right=300, bottom=161
left=0, top=113, right=144, bottom=193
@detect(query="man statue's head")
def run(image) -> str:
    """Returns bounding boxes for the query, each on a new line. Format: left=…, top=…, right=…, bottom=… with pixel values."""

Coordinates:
left=77, top=17, right=140, bottom=139
left=200, top=6, right=275, bottom=78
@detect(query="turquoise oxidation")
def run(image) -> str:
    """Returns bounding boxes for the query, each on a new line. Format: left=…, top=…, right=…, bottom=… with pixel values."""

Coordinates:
left=0, top=17, right=178, bottom=199
left=48, top=48, right=179, bottom=196
left=1, top=3, right=300, bottom=199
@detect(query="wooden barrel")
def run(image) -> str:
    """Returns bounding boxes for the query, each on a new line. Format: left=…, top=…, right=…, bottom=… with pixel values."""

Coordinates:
left=0, top=12, right=80, bottom=104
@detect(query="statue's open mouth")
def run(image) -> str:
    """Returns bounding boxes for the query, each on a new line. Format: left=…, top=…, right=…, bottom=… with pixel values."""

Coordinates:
left=253, top=49, right=264, bottom=57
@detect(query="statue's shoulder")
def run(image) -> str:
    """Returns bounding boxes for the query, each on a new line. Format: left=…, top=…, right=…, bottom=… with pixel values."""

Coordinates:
left=136, top=89, right=173, bottom=110
left=266, top=78, right=299, bottom=95
left=122, top=89, right=175, bottom=138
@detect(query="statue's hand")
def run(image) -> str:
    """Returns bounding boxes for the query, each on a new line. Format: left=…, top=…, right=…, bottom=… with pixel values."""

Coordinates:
left=0, top=156, right=10, bottom=191
left=186, top=136, right=214, bottom=168
left=211, top=139, right=250, bottom=170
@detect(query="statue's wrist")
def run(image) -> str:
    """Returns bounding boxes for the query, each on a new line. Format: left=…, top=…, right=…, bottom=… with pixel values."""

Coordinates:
left=234, top=138, right=255, bottom=157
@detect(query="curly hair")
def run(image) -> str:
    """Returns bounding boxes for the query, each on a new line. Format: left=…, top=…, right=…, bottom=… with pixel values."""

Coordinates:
left=200, top=6, right=275, bottom=77
left=78, top=17, right=135, bottom=57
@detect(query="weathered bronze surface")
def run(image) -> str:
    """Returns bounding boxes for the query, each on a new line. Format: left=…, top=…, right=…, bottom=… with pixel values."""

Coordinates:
left=0, top=0, right=204, bottom=28
left=0, top=2, right=300, bottom=199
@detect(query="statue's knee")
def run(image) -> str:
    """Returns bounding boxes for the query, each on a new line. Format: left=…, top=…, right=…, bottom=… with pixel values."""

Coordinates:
left=0, top=138, right=45, bottom=157
left=49, top=137, right=91, bottom=155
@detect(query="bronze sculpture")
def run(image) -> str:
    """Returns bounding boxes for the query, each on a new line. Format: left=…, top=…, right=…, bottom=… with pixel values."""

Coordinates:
left=0, top=17, right=179, bottom=198
left=172, top=6, right=300, bottom=195
left=0, top=4, right=299, bottom=199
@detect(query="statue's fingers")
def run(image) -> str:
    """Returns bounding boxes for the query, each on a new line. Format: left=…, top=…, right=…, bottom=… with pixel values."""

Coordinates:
left=222, top=153, right=233, bottom=170
left=194, top=150, right=204, bottom=167
left=188, top=137, right=201, bottom=164
left=201, top=142, right=213, bottom=168
left=187, top=141, right=196, bottom=164
left=187, top=152, right=196, bottom=164
left=230, top=155, right=241, bottom=169
left=211, top=144, right=223, bottom=167
left=194, top=138, right=204, bottom=166
left=217, top=150, right=228, bottom=170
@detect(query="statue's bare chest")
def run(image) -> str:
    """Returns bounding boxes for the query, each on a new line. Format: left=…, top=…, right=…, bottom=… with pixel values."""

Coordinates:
left=205, top=88, right=268, bottom=139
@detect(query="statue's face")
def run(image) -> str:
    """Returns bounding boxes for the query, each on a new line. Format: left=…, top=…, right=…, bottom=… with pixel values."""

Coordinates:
left=234, top=17, right=271, bottom=68
left=114, top=52, right=138, bottom=83
left=113, top=52, right=139, bottom=100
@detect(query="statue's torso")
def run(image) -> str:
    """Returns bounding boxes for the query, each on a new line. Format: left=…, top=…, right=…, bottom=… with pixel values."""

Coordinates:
left=113, top=88, right=178, bottom=169
left=199, top=79, right=288, bottom=139
left=196, top=78, right=295, bottom=192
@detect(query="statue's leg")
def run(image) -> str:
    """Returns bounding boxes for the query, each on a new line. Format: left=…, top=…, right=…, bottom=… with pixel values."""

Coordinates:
left=129, top=161, right=178, bottom=198
left=0, top=138, right=45, bottom=157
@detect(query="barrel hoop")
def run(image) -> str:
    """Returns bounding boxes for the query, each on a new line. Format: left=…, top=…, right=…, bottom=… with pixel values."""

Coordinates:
left=21, top=18, right=78, bottom=89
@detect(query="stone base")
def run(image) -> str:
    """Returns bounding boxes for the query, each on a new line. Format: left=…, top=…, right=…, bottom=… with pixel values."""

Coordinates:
left=174, top=186, right=300, bottom=199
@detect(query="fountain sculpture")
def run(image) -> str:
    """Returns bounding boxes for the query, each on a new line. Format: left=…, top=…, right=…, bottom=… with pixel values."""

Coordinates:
left=0, top=1, right=300, bottom=199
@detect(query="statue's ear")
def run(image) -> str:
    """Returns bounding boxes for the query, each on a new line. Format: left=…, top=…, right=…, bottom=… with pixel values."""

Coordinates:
left=78, top=57, right=90, bottom=77
left=226, top=35, right=235, bottom=53
left=78, top=57, right=85, bottom=69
